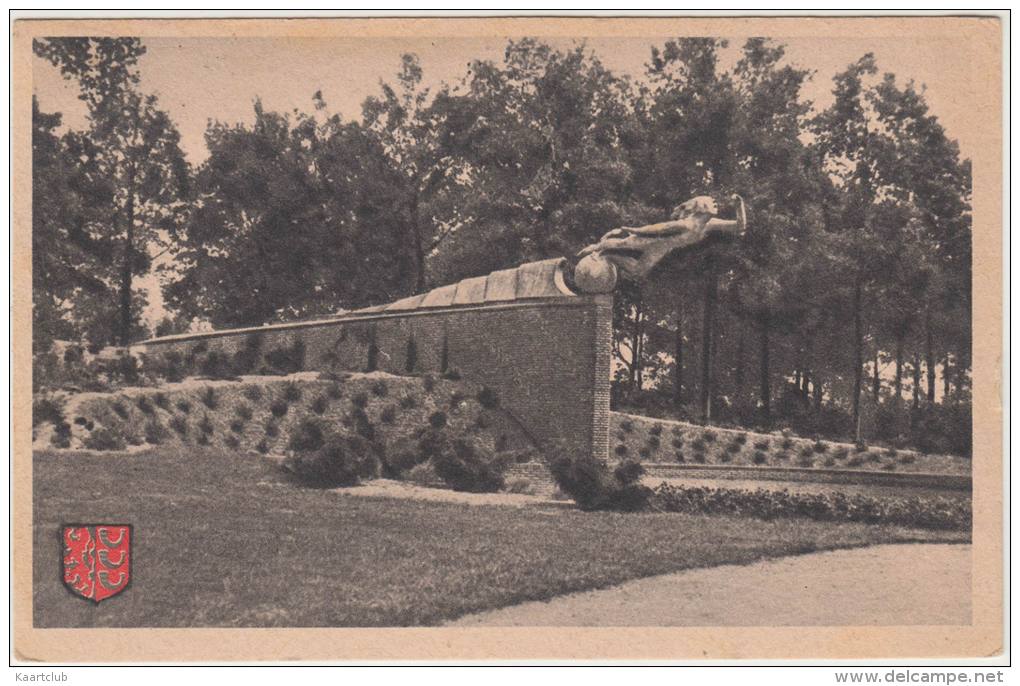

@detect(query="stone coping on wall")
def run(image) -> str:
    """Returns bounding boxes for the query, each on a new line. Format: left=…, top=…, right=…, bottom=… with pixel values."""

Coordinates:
left=141, top=258, right=575, bottom=348
left=640, top=463, right=972, bottom=492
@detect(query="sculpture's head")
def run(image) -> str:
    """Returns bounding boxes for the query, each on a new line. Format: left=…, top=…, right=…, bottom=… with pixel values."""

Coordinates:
left=670, top=196, right=718, bottom=221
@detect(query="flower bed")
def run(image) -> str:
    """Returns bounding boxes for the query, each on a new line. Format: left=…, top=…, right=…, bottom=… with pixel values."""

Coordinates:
left=611, top=412, right=970, bottom=476
left=652, top=482, right=970, bottom=531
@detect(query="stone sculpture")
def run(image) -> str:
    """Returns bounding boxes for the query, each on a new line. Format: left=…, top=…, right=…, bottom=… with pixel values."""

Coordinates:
left=570, top=194, right=746, bottom=293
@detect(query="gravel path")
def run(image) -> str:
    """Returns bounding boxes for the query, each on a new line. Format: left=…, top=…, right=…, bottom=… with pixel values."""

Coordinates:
left=448, top=543, right=971, bottom=626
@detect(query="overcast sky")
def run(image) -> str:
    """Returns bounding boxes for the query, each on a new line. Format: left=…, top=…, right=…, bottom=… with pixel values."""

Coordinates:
left=34, top=34, right=977, bottom=164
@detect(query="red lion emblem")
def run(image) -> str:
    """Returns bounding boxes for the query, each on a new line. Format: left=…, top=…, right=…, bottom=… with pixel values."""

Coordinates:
left=62, top=525, right=132, bottom=602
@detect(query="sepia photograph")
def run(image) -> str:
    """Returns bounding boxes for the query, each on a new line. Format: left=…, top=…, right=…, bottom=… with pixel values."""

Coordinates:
left=10, top=13, right=1005, bottom=664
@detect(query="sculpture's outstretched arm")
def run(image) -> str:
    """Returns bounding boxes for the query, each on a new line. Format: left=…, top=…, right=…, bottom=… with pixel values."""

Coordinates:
left=702, top=194, right=746, bottom=238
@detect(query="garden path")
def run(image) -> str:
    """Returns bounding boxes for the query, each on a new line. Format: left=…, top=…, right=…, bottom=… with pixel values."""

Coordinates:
left=448, top=543, right=971, bottom=626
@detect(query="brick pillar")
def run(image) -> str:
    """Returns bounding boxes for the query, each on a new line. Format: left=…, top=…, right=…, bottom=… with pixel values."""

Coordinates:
left=591, top=293, right=613, bottom=461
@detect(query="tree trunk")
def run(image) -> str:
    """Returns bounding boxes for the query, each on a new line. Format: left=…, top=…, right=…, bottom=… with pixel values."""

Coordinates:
left=734, top=324, right=745, bottom=402
left=118, top=182, right=136, bottom=347
left=912, top=352, right=922, bottom=411
left=700, top=265, right=717, bottom=422
left=410, top=191, right=426, bottom=294
left=925, top=307, right=936, bottom=404
left=632, top=298, right=645, bottom=391
left=943, top=355, right=951, bottom=400
left=673, top=300, right=684, bottom=407
left=813, top=376, right=822, bottom=408
left=758, top=311, right=771, bottom=425
left=872, top=349, right=881, bottom=400
left=852, top=278, right=863, bottom=439
left=894, top=336, right=904, bottom=401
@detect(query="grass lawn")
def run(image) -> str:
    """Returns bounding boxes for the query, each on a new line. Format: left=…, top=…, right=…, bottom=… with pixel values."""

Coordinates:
left=33, top=447, right=968, bottom=627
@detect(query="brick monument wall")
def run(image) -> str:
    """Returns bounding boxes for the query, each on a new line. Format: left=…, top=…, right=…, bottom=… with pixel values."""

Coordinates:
left=141, top=260, right=612, bottom=463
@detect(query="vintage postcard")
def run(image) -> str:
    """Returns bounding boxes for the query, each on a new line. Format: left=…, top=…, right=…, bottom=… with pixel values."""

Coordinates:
left=11, top=14, right=1004, bottom=663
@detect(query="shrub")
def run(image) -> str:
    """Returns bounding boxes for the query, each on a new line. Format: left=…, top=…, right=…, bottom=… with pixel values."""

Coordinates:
left=327, top=383, right=343, bottom=400
left=649, top=424, right=663, bottom=437
left=718, top=451, right=732, bottom=463
left=225, top=434, right=241, bottom=449
left=833, top=447, right=850, bottom=460
left=855, top=440, right=869, bottom=453
left=847, top=455, right=865, bottom=467
left=406, top=461, right=438, bottom=487
left=691, top=438, right=706, bottom=452
left=229, top=420, right=244, bottom=434
left=265, top=339, right=306, bottom=375
left=647, top=435, right=660, bottom=450
left=813, top=440, right=828, bottom=454
left=899, top=453, right=917, bottom=465
left=399, top=395, right=416, bottom=410
left=652, top=484, right=970, bottom=530
left=886, top=446, right=899, bottom=458
left=351, top=391, right=369, bottom=409
left=882, top=462, right=897, bottom=471
left=270, top=400, right=289, bottom=418
left=477, top=386, right=499, bottom=409
left=752, top=450, right=768, bottom=465
left=620, top=419, right=634, bottom=433
left=51, top=421, right=72, bottom=449
left=265, top=420, right=279, bottom=438
left=423, top=374, right=436, bottom=392
left=84, top=427, right=127, bottom=451
left=200, top=350, right=236, bottom=379
left=638, top=446, right=651, bottom=460
left=33, top=396, right=65, bottom=427
left=781, top=437, right=794, bottom=450
left=197, top=433, right=210, bottom=446
left=754, top=439, right=770, bottom=451
left=144, top=419, right=170, bottom=445
left=702, top=429, right=717, bottom=442
left=868, top=451, right=883, bottom=463
left=549, top=454, right=650, bottom=512
left=136, top=396, right=155, bottom=415
left=282, top=433, right=379, bottom=487
left=310, top=395, right=329, bottom=415
left=282, top=382, right=302, bottom=403
left=726, top=442, right=742, bottom=454
left=111, top=400, right=129, bottom=419
left=775, top=450, right=790, bottom=461
left=734, top=432, right=747, bottom=445
left=672, top=436, right=684, bottom=449
left=380, top=405, right=397, bottom=424
left=371, top=380, right=388, bottom=397
left=243, top=385, right=264, bottom=402
left=175, top=399, right=192, bottom=414
left=797, top=455, right=814, bottom=468
left=675, top=451, right=685, bottom=463
left=154, top=393, right=170, bottom=410
left=432, top=436, right=509, bottom=493
left=256, top=439, right=270, bottom=454
left=350, top=408, right=375, bottom=440
left=449, top=390, right=466, bottom=408
left=615, top=444, right=629, bottom=457
left=428, top=411, right=447, bottom=429
left=442, top=369, right=462, bottom=381
left=692, top=451, right=707, bottom=464
left=289, top=419, right=326, bottom=452
left=169, top=416, right=188, bottom=437
left=201, top=387, right=218, bottom=409
left=198, top=414, right=214, bottom=435
left=800, top=445, right=814, bottom=458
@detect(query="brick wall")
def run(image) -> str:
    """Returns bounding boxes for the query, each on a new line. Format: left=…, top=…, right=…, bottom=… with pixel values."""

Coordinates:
left=141, top=296, right=612, bottom=464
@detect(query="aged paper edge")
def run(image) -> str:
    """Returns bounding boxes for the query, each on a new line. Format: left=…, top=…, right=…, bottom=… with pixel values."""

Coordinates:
left=10, top=15, right=1004, bottom=662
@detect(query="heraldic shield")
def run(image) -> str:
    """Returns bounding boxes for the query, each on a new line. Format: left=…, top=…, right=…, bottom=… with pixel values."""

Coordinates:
left=62, top=524, right=132, bottom=602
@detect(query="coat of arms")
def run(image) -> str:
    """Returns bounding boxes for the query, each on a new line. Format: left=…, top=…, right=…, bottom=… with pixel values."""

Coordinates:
left=61, top=524, right=132, bottom=603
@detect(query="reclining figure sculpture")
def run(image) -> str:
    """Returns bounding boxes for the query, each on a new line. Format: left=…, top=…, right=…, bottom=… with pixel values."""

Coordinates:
left=568, top=194, right=746, bottom=294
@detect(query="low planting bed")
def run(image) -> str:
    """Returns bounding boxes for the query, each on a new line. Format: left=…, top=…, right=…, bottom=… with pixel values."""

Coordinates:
left=32, top=371, right=536, bottom=492
left=611, top=412, right=970, bottom=476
